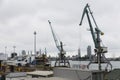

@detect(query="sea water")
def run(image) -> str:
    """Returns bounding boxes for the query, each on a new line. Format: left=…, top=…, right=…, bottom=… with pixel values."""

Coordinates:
left=51, top=60, right=120, bottom=70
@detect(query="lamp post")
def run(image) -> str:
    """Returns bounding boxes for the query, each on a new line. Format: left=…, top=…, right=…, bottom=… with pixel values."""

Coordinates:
left=34, top=31, right=37, bottom=55
left=34, top=31, right=37, bottom=69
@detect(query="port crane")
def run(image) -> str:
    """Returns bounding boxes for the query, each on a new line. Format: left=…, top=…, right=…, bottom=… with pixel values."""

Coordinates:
left=79, top=4, right=112, bottom=70
left=48, top=20, right=70, bottom=67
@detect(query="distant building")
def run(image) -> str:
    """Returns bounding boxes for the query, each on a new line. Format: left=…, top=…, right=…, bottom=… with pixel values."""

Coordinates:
left=21, top=50, right=26, bottom=56
left=78, top=48, right=81, bottom=60
left=87, top=45, right=92, bottom=60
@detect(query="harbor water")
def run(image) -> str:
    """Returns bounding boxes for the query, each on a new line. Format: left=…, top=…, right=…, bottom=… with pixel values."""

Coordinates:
left=51, top=60, right=120, bottom=70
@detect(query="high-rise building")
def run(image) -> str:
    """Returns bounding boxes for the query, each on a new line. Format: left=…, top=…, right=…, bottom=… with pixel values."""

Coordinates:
left=78, top=48, right=81, bottom=60
left=87, top=45, right=92, bottom=60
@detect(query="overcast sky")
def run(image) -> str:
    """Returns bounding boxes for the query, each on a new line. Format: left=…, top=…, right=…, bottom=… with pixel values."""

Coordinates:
left=0, top=0, right=120, bottom=57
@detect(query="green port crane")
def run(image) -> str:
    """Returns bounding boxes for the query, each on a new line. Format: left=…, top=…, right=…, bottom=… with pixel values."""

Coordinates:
left=79, top=4, right=112, bottom=70
left=48, top=20, right=70, bottom=67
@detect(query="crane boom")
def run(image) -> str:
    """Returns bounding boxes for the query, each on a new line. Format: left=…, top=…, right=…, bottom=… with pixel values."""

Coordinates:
left=79, top=4, right=98, bottom=48
left=48, top=20, right=70, bottom=67
left=79, top=4, right=112, bottom=70
left=48, top=20, right=61, bottom=51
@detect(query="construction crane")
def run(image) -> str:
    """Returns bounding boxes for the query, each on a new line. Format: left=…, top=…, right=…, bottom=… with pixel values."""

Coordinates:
left=48, top=20, right=70, bottom=67
left=79, top=4, right=112, bottom=70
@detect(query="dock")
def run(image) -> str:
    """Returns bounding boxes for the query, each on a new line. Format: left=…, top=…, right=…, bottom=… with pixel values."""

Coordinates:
left=27, top=70, right=53, bottom=77
left=6, top=67, right=111, bottom=80
left=6, top=77, right=69, bottom=80
left=6, top=69, right=70, bottom=80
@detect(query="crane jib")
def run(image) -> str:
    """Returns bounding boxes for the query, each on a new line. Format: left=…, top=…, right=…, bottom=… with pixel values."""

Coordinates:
left=79, top=4, right=112, bottom=71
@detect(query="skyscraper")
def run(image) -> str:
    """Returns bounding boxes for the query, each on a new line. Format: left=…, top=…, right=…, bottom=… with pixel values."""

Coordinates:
left=87, top=45, right=92, bottom=60
left=78, top=48, right=81, bottom=61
